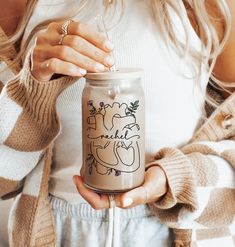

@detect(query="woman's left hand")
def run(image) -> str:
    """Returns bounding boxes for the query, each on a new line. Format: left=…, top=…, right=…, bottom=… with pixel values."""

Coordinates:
left=73, top=165, right=168, bottom=210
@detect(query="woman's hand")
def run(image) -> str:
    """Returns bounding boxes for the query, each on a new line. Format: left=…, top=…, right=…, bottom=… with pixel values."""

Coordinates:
left=31, top=21, right=115, bottom=81
left=73, top=165, right=168, bottom=210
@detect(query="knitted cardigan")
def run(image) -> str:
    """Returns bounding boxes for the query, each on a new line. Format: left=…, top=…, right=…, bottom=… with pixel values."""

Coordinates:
left=0, top=28, right=234, bottom=247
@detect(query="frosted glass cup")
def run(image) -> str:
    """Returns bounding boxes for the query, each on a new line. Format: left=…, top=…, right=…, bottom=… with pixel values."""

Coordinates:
left=82, top=68, right=145, bottom=193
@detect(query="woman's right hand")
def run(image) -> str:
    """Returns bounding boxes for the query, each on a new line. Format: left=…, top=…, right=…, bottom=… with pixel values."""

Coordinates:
left=31, top=21, right=115, bottom=81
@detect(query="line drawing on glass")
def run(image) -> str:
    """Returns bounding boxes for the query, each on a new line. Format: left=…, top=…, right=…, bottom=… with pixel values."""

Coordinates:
left=86, top=101, right=141, bottom=176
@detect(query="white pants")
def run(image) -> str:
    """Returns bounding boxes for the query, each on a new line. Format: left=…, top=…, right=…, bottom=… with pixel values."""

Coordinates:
left=49, top=195, right=171, bottom=247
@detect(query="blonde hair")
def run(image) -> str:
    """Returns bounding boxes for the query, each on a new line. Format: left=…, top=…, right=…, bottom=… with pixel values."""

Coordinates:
left=1, top=0, right=233, bottom=97
left=152, top=0, right=233, bottom=94
left=0, top=0, right=37, bottom=68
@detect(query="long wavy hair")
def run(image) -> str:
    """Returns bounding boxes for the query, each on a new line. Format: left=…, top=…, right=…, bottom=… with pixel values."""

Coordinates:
left=0, top=0, right=233, bottom=97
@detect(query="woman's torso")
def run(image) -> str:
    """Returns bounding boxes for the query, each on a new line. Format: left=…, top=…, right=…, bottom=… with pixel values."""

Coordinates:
left=23, top=0, right=209, bottom=203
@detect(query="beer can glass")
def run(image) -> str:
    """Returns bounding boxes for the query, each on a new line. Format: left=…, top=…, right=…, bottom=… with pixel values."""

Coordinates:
left=82, top=68, right=145, bottom=193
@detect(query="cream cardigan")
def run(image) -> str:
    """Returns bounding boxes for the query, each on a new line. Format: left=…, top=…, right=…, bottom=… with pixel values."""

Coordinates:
left=0, top=28, right=235, bottom=247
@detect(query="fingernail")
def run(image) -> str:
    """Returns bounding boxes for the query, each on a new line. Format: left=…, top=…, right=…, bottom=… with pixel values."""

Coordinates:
left=104, top=40, right=114, bottom=50
left=123, top=197, right=133, bottom=207
left=79, top=68, right=87, bottom=75
left=105, top=56, right=115, bottom=66
left=95, top=63, right=105, bottom=72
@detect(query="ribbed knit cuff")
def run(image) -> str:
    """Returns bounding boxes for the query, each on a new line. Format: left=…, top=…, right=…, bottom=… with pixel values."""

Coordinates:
left=173, top=229, right=192, bottom=247
left=148, top=147, right=198, bottom=211
left=7, top=50, right=76, bottom=127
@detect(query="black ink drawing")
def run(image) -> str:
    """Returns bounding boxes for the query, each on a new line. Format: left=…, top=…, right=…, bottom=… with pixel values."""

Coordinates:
left=86, top=101, right=141, bottom=176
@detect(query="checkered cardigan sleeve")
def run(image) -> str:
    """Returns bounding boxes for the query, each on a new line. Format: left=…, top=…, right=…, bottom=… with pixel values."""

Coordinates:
left=0, top=50, right=75, bottom=198
left=147, top=94, right=235, bottom=239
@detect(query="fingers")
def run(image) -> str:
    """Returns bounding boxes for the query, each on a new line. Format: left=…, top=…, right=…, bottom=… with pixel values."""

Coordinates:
left=49, top=45, right=109, bottom=72
left=31, top=58, right=87, bottom=82
left=120, top=166, right=168, bottom=208
left=66, top=21, right=114, bottom=52
left=73, top=166, right=167, bottom=210
left=33, top=44, right=109, bottom=74
left=36, top=32, right=114, bottom=68
left=73, top=175, right=110, bottom=210
left=62, top=35, right=115, bottom=67
left=73, top=175, right=124, bottom=210
left=35, top=29, right=59, bottom=46
left=32, top=20, right=115, bottom=81
left=119, top=186, right=148, bottom=209
left=48, top=21, right=114, bottom=52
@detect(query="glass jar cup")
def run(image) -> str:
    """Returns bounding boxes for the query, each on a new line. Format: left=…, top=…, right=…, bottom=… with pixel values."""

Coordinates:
left=82, top=68, right=145, bottom=193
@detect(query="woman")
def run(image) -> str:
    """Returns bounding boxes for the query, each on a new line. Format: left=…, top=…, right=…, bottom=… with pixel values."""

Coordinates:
left=0, top=0, right=234, bottom=246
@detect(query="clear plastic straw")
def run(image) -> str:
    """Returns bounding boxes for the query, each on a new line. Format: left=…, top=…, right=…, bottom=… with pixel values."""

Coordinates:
left=95, top=14, right=116, bottom=72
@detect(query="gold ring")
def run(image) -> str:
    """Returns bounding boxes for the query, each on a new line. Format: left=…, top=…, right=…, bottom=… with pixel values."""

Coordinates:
left=108, top=194, right=115, bottom=208
left=61, top=19, right=73, bottom=35
left=58, top=33, right=66, bottom=45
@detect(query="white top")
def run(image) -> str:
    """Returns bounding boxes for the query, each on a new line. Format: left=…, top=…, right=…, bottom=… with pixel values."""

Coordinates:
left=26, top=0, right=209, bottom=203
